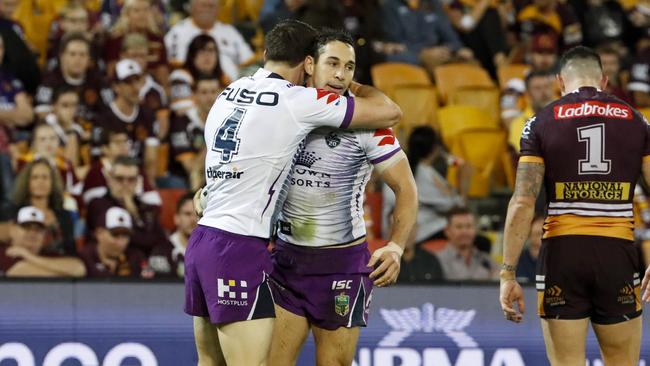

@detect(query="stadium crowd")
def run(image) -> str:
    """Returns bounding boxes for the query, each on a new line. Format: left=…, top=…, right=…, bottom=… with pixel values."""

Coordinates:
left=0, top=0, right=649, bottom=282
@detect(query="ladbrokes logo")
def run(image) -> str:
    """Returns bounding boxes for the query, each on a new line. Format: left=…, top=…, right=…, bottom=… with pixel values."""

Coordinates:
left=556, top=181, right=630, bottom=200
left=545, top=285, right=566, bottom=307
left=554, top=102, right=632, bottom=120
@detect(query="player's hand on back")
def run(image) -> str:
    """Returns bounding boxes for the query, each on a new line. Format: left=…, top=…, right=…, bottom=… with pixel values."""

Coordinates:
left=368, top=242, right=403, bottom=287
left=500, top=278, right=525, bottom=323
left=193, top=187, right=206, bottom=218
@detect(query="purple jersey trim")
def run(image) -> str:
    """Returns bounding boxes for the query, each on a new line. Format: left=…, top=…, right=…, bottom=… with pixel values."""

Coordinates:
left=340, top=97, right=355, bottom=129
left=370, top=147, right=402, bottom=165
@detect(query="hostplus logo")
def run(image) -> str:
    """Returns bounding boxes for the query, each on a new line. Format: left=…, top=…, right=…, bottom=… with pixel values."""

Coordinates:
left=217, top=278, right=248, bottom=306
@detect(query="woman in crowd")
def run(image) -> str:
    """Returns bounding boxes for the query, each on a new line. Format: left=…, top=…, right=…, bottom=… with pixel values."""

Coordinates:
left=182, top=34, right=230, bottom=86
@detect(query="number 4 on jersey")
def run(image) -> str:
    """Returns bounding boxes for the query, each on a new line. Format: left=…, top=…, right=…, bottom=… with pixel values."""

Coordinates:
left=213, top=108, right=246, bottom=163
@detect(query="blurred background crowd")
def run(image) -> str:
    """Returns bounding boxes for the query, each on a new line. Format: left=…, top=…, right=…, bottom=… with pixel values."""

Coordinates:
left=0, top=0, right=649, bottom=283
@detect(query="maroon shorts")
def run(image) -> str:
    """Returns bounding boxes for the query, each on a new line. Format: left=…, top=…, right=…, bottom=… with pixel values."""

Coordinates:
left=184, top=225, right=275, bottom=324
left=536, top=235, right=642, bottom=324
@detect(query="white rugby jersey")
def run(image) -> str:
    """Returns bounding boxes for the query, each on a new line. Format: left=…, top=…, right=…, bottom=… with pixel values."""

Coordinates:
left=164, top=19, right=254, bottom=81
left=199, top=68, right=355, bottom=238
left=278, top=127, right=402, bottom=247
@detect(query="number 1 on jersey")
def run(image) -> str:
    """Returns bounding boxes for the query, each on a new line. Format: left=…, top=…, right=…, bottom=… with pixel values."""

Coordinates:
left=577, top=124, right=611, bottom=175
left=213, top=107, right=246, bottom=163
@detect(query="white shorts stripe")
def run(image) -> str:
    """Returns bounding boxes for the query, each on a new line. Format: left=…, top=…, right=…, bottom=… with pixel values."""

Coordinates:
left=634, top=279, right=641, bottom=286
left=536, top=275, right=545, bottom=281
left=536, top=283, right=545, bottom=290
left=547, top=209, right=633, bottom=217
left=548, top=202, right=633, bottom=210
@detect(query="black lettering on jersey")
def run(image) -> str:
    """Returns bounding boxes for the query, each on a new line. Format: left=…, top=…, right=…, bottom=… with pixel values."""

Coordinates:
left=224, top=87, right=237, bottom=102
left=256, top=92, right=279, bottom=106
left=237, top=89, right=255, bottom=104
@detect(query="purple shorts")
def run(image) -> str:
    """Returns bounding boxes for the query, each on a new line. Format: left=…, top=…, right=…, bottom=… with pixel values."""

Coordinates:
left=184, top=225, right=275, bottom=324
left=269, top=239, right=373, bottom=330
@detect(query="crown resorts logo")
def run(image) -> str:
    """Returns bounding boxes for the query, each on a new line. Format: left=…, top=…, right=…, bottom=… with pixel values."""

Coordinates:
left=295, top=151, right=321, bottom=169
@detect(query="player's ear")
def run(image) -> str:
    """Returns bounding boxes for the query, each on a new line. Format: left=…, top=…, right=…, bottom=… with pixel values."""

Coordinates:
left=304, top=55, right=315, bottom=77
left=600, top=74, right=608, bottom=91
left=556, top=74, right=565, bottom=96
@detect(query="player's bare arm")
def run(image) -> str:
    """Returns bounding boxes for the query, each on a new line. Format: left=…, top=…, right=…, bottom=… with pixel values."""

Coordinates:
left=347, top=81, right=402, bottom=129
left=500, top=160, right=545, bottom=322
left=368, top=153, right=417, bottom=287
left=639, top=159, right=650, bottom=301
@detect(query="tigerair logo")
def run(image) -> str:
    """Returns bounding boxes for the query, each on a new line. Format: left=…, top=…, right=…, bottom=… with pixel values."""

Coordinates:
left=545, top=285, right=566, bottom=307
left=555, top=181, right=630, bottom=200
left=618, top=284, right=636, bottom=305
left=206, top=166, right=244, bottom=180
left=554, top=102, right=632, bottom=120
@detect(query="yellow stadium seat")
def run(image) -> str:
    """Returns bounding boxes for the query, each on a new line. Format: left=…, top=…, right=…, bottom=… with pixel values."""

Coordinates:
left=638, top=108, right=650, bottom=121
left=370, top=63, right=432, bottom=98
left=497, top=64, right=529, bottom=90
left=450, top=129, right=508, bottom=198
left=433, top=63, right=494, bottom=102
left=158, top=143, right=169, bottom=177
left=392, top=85, right=439, bottom=142
left=448, top=86, right=501, bottom=126
left=437, top=105, right=499, bottom=148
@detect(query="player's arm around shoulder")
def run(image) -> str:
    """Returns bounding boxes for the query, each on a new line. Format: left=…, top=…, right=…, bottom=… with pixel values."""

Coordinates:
left=368, top=150, right=418, bottom=287
left=347, top=81, right=402, bottom=130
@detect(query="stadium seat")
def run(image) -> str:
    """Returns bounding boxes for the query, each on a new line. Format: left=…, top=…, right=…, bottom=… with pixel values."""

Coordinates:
left=437, top=105, right=500, bottom=148
left=392, top=85, right=439, bottom=141
left=157, top=143, right=169, bottom=177
left=497, top=64, right=529, bottom=90
left=433, top=63, right=495, bottom=102
left=450, top=129, right=508, bottom=198
left=365, top=190, right=383, bottom=239
left=158, top=188, right=187, bottom=232
left=448, top=86, right=501, bottom=126
left=639, top=108, right=650, bottom=121
left=370, top=62, right=432, bottom=98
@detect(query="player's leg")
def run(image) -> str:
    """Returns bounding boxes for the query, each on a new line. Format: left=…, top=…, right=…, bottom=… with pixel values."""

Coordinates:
left=193, top=316, right=226, bottom=366
left=541, top=318, right=589, bottom=366
left=312, top=325, right=360, bottom=366
left=592, top=316, right=642, bottom=366
left=216, top=318, right=274, bottom=366
left=267, top=305, right=310, bottom=366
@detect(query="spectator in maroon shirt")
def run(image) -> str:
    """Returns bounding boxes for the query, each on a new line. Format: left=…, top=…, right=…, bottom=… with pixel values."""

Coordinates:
left=85, top=156, right=166, bottom=255
left=0, top=206, right=85, bottom=277
left=79, top=206, right=150, bottom=278
left=149, top=192, right=197, bottom=278
left=596, top=45, right=632, bottom=103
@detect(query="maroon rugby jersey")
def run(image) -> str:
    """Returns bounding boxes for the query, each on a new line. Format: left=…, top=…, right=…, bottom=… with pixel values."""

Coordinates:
left=520, top=86, right=650, bottom=240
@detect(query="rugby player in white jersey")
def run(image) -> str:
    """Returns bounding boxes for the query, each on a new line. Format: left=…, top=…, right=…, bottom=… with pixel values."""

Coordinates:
left=267, top=29, right=418, bottom=366
left=184, top=20, right=403, bottom=366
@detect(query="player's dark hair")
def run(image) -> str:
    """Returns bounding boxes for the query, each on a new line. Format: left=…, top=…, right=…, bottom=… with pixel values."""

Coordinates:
left=558, top=46, right=602, bottom=73
left=176, top=192, right=195, bottom=214
left=407, top=126, right=439, bottom=177
left=52, top=85, right=78, bottom=103
left=113, top=155, right=140, bottom=168
left=264, top=20, right=317, bottom=67
left=312, top=28, right=354, bottom=61
left=446, top=206, right=472, bottom=222
left=524, top=70, right=551, bottom=88
left=99, top=128, right=128, bottom=147
left=59, top=31, right=91, bottom=57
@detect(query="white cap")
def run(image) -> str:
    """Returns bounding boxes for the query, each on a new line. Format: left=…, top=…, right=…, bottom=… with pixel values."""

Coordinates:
left=169, top=69, right=194, bottom=85
left=105, top=207, right=133, bottom=231
left=115, top=59, right=142, bottom=81
left=16, top=206, right=45, bottom=226
left=506, top=78, right=526, bottom=94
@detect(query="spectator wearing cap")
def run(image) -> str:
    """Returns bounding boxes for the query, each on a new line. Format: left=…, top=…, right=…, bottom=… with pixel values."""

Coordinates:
left=119, top=33, right=169, bottom=139
left=82, top=129, right=160, bottom=207
left=12, top=158, right=75, bottom=256
left=628, top=47, right=650, bottom=108
left=516, top=0, right=582, bottom=50
left=105, top=0, right=168, bottom=89
left=79, top=206, right=150, bottom=278
left=85, top=156, right=167, bottom=256
left=92, top=59, right=159, bottom=185
left=508, top=70, right=555, bottom=152
left=528, top=32, right=559, bottom=72
left=168, top=69, right=195, bottom=115
left=148, top=192, right=197, bottom=278
left=35, top=32, right=113, bottom=123
left=164, top=75, right=220, bottom=190
left=380, top=0, right=474, bottom=72
left=0, top=206, right=85, bottom=277
left=164, top=0, right=255, bottom=81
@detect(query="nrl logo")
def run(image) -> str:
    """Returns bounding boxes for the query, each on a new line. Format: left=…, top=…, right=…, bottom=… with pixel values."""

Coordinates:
left=335, top=292, right=350, bottom=316
left=325, top=132, right=341, bottom=148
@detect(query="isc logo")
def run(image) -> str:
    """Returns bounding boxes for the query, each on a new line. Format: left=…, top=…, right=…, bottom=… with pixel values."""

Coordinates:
left=332, top=280, right=352, bottom=290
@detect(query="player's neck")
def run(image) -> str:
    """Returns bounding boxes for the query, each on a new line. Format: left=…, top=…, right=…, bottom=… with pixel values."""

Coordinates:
left=263, top=61, right=301, bottom=85
left=562, top=81, right=601, bottom=95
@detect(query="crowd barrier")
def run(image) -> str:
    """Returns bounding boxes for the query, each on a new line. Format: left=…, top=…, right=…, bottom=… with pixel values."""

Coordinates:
left=0, top=280, right=648, bottom=365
